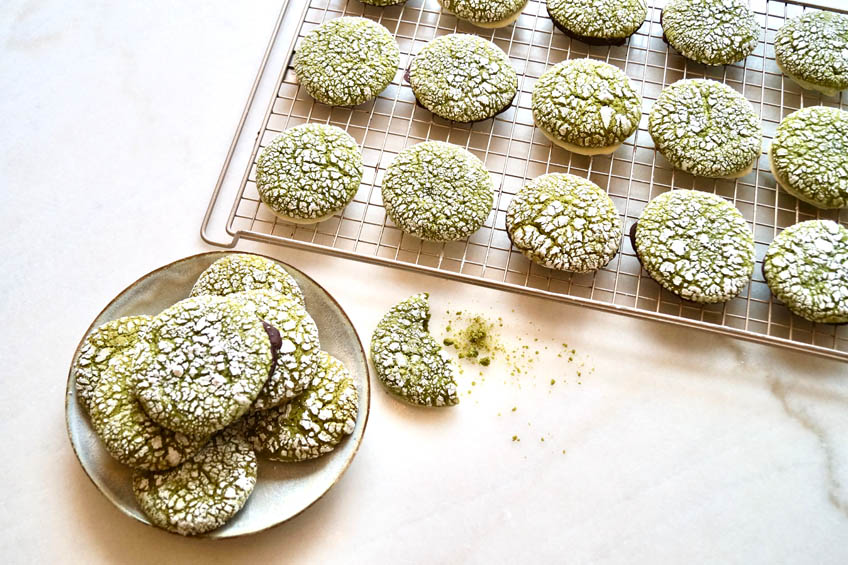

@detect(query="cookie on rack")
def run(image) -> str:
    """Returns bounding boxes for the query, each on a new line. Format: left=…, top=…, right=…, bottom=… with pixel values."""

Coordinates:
left=409, top=34, right=517, bottom=123
left=371, top=293, right=459, bottom=407
left=547, top=0, right=647, bottom=46
left=381, top=141, right=494, bottom=242
left=255, top=124, right=363, bottom=224
left=532, top=59, right=642, bottom=155
left=764, top=220, right=848, bottom=324
left=769, top=106, right=848, bottom=210
left=190, top=253, right=304, bottom=305
left=633, top=190, right=755, bottom=304
left=506, top=173, right=622, bottom=272
left=247, top=351, right=358, bottom=462
left=294, top=17, right=399, bottom=106
left=661, top=0, right=760, bottom=66
left=438, top=0, right=529, bottom=28
left=649, top=79, right=762, bottom=178
left=132, top=426, right=257, bottom=536
left=774, top=11, right=848, bottom=97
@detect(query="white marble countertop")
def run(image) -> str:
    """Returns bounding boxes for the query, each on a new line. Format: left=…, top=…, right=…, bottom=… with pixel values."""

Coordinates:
left=1, top=1, right=847, bottom=563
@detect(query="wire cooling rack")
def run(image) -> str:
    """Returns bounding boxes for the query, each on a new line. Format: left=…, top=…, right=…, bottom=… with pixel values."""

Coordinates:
left=202, top=0, right=848, bottom=362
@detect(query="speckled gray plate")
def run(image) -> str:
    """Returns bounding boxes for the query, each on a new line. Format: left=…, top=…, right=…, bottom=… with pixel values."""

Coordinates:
left=65, top=251, right=370, bottom=538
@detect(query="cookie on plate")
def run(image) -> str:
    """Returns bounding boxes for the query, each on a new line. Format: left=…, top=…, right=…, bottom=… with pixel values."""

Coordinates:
left=409, top=34, right=517, bottom=123
left=532, top=59, right=642, bottom=155
left=190, top=254, right=304, bottom=305
left=506, top=173, right=622, bottom=272
left=547, top=0, right=647, bottom=45
left=764, top=220, right=848, bottom=324
left=633, top=190, right=755, bottom=304
left=247, top=351, right=358, bottom=462
left=381, top=141, right=494, bottom=241
left=438, top=0, right=528, bottom=28
left=294, top=17, right=399, bottom=106
left=662, top=0, right=760, bottom=66
left=255, top=124, right=363, bottom=224
left=649, top=79, right=762, bottom=178
left=770, top=106, right=848, bottom=210
left=774, top=11, right=848, bottom=97
left=371, top=293, right=459, bottom=407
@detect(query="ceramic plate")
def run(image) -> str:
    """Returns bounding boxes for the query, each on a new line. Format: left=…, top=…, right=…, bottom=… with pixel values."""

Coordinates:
left=65, top=251, right=370, bottom=538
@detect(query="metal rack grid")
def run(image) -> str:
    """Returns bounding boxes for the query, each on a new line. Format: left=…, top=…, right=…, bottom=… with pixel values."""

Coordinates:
left=203, top=0, right=848, bottom=362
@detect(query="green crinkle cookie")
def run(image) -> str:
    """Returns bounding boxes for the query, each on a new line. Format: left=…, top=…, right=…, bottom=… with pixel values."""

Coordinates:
left=774, top=11, right=848, bottom=97
left=547, top=0, right=646, bottom=43
left=439, top=0, right=528, bottom=28
left=381, top=141, right=494, bottom=241
left=190, top=254, right=304, bottom=305
left=532, top=59, right=642, bottom=154
left=371, top=293, right=459, bottom=407
left=635, top=190, right=755, bottom=304
left=770, top=106, right=848, bottom=210
left=256, top=124, right=363, bottom=223
left=506, top=173, right=622, bottom=272
left=662, top=0, right=760, bottom=66
left=294, top=17, right=399, bottom=106
left=409, top=34, right=517, bottom=123
left=132, top=427, right=257, bottom=536
left=135, top=295, right=272, bottom=436
left=247, top=351, right=358, bottom=462
left=649, top=79, right=762, bottom=178
left=230, top=289, right=321, bottom=411
left=764, top=220, right=848, bottom=324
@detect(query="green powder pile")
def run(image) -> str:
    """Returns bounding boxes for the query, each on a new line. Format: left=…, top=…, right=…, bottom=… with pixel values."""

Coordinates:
left=443, top=311, right=502, bottom=366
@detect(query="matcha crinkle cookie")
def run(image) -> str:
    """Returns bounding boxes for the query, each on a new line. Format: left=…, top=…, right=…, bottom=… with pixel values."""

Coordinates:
left=547, top=0, right=647, bottom=45
left=774, top=11, right=848, bottom=97
left=439, top=0, right=528, bottom=28
left=634, top=190, right=755, bottom=303
left=371, top=293, right=459, bottom=407
left=770, top=106, right=848, bottom=210
left=649, top=79, right=762, bottom=178
left=409, top=34, right=517, bottom=123
left=294, top=17, right=399, bottom=106
left=381, top=141, right=494, bottom=241
left=190, top=253, right=304, bottom=304
left=662, top=0, right=760, bottom=66
left=506, top=173, right=622, bottom=272
left=532, top=59, right=642, bottom=155
left=764, top=220, right=848, bottom=324
left=256, top=124, right=363, bottom=223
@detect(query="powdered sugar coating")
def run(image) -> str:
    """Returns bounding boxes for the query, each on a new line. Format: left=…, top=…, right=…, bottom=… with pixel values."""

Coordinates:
left=247, top=351, right=358, bottom=462
left=764, top=220, right=848, bottom=323
left=371, top=293, right=459, bottom=407
left=649, top=79, right=762, bottom=178
left=382, top=141, right=494, bottom=241
left=774, top=11, right=848, bottom=96
left=294, top=17, right=399, bottom=106
left=662, top=0, right=759, bottom=66
left=507, top=173, right=622, bottom=272
left=132, top=427, right=257, bottom=536
left=439, top=0, right=528, bottom=27
left=635, top=190, right=755, bottom=303
left=190, top=254, right=304, bottom=305
left=547, top=0, right=646, bottom=41
left=409, top=34, right=517, bottom=123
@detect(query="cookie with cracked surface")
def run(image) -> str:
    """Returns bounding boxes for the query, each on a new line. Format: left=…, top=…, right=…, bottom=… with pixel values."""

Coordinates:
left=371, top=293, right=459, bottom=407
left=770, top=106, right=848, bottom=210
left=532, top=59, right=642, bottom=155
left=409, top=34, right=517, bottom=123
left=190, top=254, right=304, bottom=305
left=132, top=426, right=257, bottom=536
left=134, top=295, right=273, bottom=436
left=294, top=17, right=399, bottom=106
left=547, top=0, right=647, bottom=45
left=662, top=0, right=760, bottom=66
left=764, top=220, right=848, bottom=324
left=649, top=79, right=762, bottom=178
left=774, top=11, right=848, bottom=97
left=633, top=190, right=755, bottom=304
left=506, top=173, right=622, bottom=272
left=230, top=289, right=321, bottom=411
left=438, top=0, right=528, bottom=28
left=255, top=124, right=363, bottom=224
left=247, top=351, right=358, bottom=462
left=381, top=141, right=494, bottom=241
